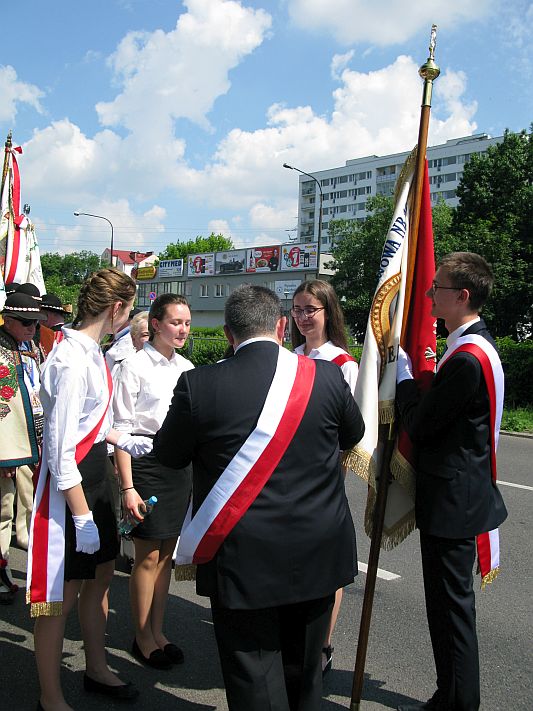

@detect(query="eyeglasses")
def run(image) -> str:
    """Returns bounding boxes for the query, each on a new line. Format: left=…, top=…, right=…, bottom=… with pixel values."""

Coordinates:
left=291, top=307, right=325, bottom=320
left=431, top=281, right=463, bottom=293
left=10, top=317, right=38, bottom=327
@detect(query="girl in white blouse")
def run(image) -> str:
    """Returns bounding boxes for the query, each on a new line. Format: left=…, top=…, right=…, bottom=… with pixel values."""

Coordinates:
left=113, top=294, right=194, bottom=670
left=291, top=279, right=358, bottom=676
left=29, top=268, right=153, bottom=710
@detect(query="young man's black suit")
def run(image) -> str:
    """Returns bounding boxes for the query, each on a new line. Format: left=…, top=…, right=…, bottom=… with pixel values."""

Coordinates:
left=155, top=339, right=365, bottom=711
left=396, top=319, right=507, bottom=711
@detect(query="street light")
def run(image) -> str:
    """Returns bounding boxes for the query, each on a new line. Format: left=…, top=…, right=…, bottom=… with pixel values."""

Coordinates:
left=74, top=211, right=114, bottom=266
left=283, top=162, right=323, bottom=272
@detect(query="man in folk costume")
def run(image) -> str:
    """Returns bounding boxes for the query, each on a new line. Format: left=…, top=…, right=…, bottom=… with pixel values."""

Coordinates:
left=38, top=293, right=70, bottom=358
left=395, top=252, right=507, bottom=711
left=154, top=285, right=365, bottom=711
left=0, top=291, right=46, bottom=600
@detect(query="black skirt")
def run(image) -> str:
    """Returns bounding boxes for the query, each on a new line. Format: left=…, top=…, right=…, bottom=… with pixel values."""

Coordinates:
left=130, top=450, right=192, bottom=540
left=64, top=440, right=119, bottom=580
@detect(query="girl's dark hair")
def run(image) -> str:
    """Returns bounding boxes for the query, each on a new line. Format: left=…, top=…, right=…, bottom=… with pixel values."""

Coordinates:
left=290, top=279, right=349, bottom=351
left=148, top=293, right=190, bottom=341
left=73, top=267, right=136, bottom=328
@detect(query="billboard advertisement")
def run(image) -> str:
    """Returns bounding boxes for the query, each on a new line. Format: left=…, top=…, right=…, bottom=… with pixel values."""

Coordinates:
left=158, top=259, right=184, bottom=278
left=187, top=253, right=215, bottom=277
left=215, top=249, right=246, bottom=275
left=245, top=245, right=280, bottom=273
left=280, top=243, right=318, bottom=271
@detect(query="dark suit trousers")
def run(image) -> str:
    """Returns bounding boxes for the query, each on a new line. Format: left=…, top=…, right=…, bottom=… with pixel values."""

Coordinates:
left=420, top=532, right=480, bottom=711
left=211, top=595, right=334, bottom=711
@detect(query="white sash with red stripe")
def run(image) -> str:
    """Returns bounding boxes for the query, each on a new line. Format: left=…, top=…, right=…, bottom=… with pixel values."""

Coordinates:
left=26, top=359, right=113, bottom=616
left=437, top=334, right=504, bottom=587
left=175, top=346, right=315, bottom=565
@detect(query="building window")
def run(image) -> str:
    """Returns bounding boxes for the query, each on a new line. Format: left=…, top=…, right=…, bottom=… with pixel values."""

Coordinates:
left=137, top=284, right=146, bottom=299
left=338, top=175, right=347, bottom=183
left=225, top=284, right=231, bottom=297
left=215, top=284, right=224, bottom=297
left=321, top=178, right=330, bottom=186
left=185, top=281, right=192, bottom=296
left=200, top=284, right=209, bottom=297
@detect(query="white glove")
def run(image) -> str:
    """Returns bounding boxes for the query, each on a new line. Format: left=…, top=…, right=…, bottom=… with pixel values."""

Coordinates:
left=72, top=512, right=100, bottom=554
left=116, top=433, right=154, bottom=459
left=396, top=346, right=414, bottom=384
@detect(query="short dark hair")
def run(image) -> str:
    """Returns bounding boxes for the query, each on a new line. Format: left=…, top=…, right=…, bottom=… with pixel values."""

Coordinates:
left=438, top=252, right=494, bottom=311
left=225, top=285, right=283, bottom=341
left=148, top=293, right=190, bottom=341
left=291, top=279, right=349, bottom=351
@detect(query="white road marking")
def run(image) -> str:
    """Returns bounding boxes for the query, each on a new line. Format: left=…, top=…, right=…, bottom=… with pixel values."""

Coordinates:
left=498, top=480, right=533, bottom=491
left=358, top=561, right=401, bottom=580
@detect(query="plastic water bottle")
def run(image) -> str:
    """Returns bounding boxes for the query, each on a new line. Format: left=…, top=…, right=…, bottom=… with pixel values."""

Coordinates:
left=118, top=496, right=158, bottom=536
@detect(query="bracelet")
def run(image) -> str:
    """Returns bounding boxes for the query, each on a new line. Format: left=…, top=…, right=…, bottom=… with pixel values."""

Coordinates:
left=120, top=487, right=134, bottom=494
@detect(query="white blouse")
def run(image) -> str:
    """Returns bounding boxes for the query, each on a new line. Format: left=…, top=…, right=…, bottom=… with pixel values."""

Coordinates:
left=40, top=328, right=112, bottom=491
left=294, top=340, right=358, bottom=397
left=112, top=342, right=194, bottom=436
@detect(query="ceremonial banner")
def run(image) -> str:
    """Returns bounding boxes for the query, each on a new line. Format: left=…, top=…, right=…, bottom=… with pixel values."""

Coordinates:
left=0, top=140, right=45, bottom=308
left=345, top=158, right=435, bottom=548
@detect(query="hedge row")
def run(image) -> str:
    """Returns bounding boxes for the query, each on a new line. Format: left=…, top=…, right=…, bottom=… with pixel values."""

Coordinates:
left=187, top=335, right=532, bottom=408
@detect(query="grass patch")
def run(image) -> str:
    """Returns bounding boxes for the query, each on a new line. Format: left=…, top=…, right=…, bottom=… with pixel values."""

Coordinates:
left=501, top=407, right=533, bottom=433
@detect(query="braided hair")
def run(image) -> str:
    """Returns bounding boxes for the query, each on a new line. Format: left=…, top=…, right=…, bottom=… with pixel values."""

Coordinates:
left=73, top=267, right=136, bottom=328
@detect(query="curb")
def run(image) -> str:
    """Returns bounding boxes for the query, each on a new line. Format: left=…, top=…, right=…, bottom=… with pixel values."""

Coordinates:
left=501, top=430, right=533, bottom=440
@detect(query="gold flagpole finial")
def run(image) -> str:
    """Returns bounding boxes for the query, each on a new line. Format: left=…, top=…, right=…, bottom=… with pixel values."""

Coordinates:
left=419, top=24, right=440, bottom=107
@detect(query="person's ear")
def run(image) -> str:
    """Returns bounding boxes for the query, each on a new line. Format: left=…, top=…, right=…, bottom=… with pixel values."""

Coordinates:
left=275, top=316, right=287, bottom=344
left=224, top=324, right=236, bottom=345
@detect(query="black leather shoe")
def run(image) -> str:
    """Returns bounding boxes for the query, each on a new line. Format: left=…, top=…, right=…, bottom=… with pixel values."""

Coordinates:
left=163, top=643, right=184, bottom=664
left=131, top=638, right=172, bottom=669
left=322, top=645, right=334, bottom=677
left=398, top=694, right=450, bottom=711
left=83, top=674, right=139, bottom=700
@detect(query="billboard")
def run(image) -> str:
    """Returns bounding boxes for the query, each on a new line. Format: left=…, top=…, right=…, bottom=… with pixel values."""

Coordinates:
left=245, top=245, right=280, bottom=273
left=280, top=243, right=318, bottom=271
left=215, top=249, right=246, bottom=275
left=187, top=253, right=215, bottom=277
left=158, top=259, right=184, bottom=278
left=135, top=265, right=157, bottom=280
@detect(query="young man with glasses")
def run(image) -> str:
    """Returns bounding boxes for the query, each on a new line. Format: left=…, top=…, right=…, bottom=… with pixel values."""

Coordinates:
left=395, top=252, right=507, bottom=711
left=0, top=290, right=47, bottom=600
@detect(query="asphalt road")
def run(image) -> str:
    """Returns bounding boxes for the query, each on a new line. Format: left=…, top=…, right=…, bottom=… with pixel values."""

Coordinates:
left=1, top=433, right=531, bottom=710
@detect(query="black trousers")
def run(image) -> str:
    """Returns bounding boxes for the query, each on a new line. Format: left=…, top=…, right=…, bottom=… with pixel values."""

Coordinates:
left=211, top=594, right=334, bottom=711
left=420, top=532, right=480, bottom=711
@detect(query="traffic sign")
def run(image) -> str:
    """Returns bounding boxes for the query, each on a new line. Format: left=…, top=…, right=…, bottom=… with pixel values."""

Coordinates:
left=149, top=291, right=156, bottom=302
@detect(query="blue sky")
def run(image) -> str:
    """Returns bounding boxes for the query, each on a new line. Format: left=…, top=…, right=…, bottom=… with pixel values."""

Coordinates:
left=2, top=0, right=531, bottom=256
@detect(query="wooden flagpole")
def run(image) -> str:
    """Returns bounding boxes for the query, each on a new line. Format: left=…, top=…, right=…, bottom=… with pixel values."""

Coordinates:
left=0, top=131, right=13, bottom=282
left=350, top=26, right=440, bottom=711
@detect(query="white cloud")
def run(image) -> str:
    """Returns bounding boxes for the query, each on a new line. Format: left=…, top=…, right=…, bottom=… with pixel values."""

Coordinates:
left=287, top=0, right=496, bottom=45
left=208, top=219, right=232, bottom=237
left=0, top=65, right=44, bottom=123
left=331, top=51, right=355, bottom=80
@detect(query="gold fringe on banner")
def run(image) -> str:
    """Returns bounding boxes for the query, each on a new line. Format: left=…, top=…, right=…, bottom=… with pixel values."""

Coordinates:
left=28, top=596, right=63, bottom=618
left=174, top=564, right=197, bottom=582
left=390, top=448, right=416, bottom=500
left=363, top=488, right=416, bottom=551
left=378, top=400, right=395, bottom=425
left=342, top=446, right=375, bottom=484
left=481, top=566, right=500, bottom=590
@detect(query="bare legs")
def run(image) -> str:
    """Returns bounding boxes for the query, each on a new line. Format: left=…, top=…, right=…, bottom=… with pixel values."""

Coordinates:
left=322, top=588, right=343, bottom=670
left=130, top=537, right=177, bottom=656
left=34, top=560, right=125, bottom=711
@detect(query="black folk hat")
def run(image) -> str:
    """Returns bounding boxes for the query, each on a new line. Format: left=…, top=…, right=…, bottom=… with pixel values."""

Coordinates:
left=2, top=292, right=47, bottom=321
left=41, top=293, right=70, bottom=316
left=16, top=282, right=43, bottom=302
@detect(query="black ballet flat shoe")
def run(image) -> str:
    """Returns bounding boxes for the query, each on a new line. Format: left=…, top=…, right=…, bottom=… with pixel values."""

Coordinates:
left=131, top=638, right=172, bottom=669
left=322, top=645, right=334, bottom=677
left=163, top=642, right=185, bottom=664
left=83, top=673, right=140, bottom=701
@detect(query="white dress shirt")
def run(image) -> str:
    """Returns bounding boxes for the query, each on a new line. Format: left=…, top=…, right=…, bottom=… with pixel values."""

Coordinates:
left=294, top=340, right=358, bottom=397
left=446, top=316, right=481, bottom=349
left=40, top=328, right=112, bottom=491
left=112, top=342, right=194, bottom=435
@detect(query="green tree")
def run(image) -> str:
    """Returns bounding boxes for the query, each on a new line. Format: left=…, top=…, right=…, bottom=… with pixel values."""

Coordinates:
left=41, top=250, right=101, bottom=306
left=159, top=233, right=234, bottom=260
left=449, top=127, right=532, bottom=339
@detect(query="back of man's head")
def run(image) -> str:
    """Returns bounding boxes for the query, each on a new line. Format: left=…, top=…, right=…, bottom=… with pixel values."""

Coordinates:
left=225, top=285, right=283, bottom=342
left=438, top=251, right=494, bottom=312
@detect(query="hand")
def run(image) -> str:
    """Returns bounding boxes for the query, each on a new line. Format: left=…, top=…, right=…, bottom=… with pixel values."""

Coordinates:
left=0, top=467, right=17, bottom=478
left=122, top=488, right=145, bottom=522
left=396, top=346, right=414, bottom=384
left=72, top=512, right=100, bottom=554
left=116, top=433, right=153, bottom=459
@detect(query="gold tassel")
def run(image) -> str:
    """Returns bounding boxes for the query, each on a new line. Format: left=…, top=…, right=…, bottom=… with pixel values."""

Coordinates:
left=481, top=566, right=500, bottom=590
left=174, top=564, right=197, bottom=582
left=378, top=401, right=395, bottom=424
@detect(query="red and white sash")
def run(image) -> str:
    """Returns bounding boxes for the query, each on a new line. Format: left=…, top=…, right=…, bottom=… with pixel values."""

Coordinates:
left=332, top=353, right=357, bottom=367
left=27, top=361, right=113, bottom=616
left=437, top=334, right=504, bottom=587
left=175, top=346, right=315, bottom=565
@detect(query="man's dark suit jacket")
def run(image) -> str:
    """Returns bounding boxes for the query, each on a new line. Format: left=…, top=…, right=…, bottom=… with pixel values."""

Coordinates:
left=155, top=340, right=365, bottom=610
left=396, top=319, right=507, bottom=539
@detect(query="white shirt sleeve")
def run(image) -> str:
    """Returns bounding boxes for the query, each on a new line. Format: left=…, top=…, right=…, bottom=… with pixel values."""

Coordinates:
left=42, top=360, right=85, bottom=491
left=112, top=358, right=140, bottom=434
left=340, top=359, right=359, bottom=398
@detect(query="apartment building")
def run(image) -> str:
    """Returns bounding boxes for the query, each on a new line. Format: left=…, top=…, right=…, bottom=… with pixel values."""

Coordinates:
left=295, top=133, right=502, bottom=249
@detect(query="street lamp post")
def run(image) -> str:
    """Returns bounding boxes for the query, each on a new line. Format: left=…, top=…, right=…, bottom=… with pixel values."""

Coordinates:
left=74, top=211, right=114, bottom=266
left=283, top=163, right=323, bottom=273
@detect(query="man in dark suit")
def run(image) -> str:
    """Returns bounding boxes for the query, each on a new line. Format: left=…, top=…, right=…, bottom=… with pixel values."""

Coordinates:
left=154, top=284, right=364, bottom=711
left=395, top=252, right=507, bottom=711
